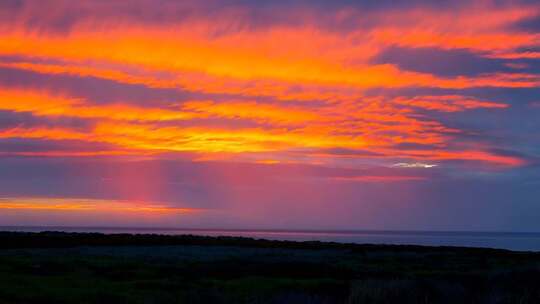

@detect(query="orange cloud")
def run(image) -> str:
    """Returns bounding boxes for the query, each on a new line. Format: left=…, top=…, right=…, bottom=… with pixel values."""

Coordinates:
left=0, top=127, right=89, bottom=141
left=0, top=4, right=531, bottom=169
left=2, top=9, right=540, bottom=99
left=0, top=197, right=197, bottom=213
left=182, top=100, right=322, bottom=124
left=0, top=86, right=516, bottom=166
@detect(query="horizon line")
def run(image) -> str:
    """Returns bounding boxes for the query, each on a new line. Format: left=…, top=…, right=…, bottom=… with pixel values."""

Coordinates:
left=1, top=226, right=540, bottom=235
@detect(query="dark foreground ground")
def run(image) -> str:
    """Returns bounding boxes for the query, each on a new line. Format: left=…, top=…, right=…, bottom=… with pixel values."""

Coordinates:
left=0, top=232, right=539, bottom=303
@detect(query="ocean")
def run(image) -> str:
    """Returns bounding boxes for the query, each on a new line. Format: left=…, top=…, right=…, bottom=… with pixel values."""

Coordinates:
left=2, top=226, right=540, bottom=252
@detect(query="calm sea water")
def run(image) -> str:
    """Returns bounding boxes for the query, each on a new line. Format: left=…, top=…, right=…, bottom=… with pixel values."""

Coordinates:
left=3, top=227, right=540, bottom=252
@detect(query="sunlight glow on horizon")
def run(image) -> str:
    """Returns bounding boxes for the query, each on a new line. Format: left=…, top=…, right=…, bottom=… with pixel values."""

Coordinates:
left=0, top=197, right=199, bottom=213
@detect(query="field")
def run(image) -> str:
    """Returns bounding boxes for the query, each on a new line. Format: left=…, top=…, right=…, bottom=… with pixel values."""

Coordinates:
left=0, top=232, right=539, bottom=303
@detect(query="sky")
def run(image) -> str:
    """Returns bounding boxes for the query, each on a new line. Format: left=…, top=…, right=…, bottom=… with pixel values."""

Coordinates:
left=0, top=0, right=539, bottom=231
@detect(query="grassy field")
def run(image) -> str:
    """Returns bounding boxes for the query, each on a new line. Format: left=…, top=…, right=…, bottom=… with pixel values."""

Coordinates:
left=0, top=232, right=539, bottom=303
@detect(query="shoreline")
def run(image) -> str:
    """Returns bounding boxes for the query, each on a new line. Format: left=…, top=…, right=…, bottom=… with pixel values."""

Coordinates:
left=1, top=230, right=538, bottom=253
left=1, top=229, right=540, bottom=252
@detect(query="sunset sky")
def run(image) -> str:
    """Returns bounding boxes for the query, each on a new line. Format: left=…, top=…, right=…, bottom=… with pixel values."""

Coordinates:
left=1, top=0, right=539, bottom=231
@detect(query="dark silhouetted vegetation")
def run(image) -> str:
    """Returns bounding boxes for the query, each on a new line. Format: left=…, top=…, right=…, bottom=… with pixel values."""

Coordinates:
left=0, top=232, right=539, bottom=303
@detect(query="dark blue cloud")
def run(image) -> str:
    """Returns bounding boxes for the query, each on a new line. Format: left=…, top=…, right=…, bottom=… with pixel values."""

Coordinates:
left=510, top=13, right=540, bottom=32
left=422, top=101, right=540, bottom=161
left=392, top=143, right=439, bottom=151
left=0, top=110, right=91, bottom=131
left=372, top=46, right=540, bottom=77
left=0, top=138, right=116, bottom=153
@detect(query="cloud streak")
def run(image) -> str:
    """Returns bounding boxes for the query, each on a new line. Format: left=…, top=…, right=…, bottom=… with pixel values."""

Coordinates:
left=0, top=197, right=196, bottom=213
